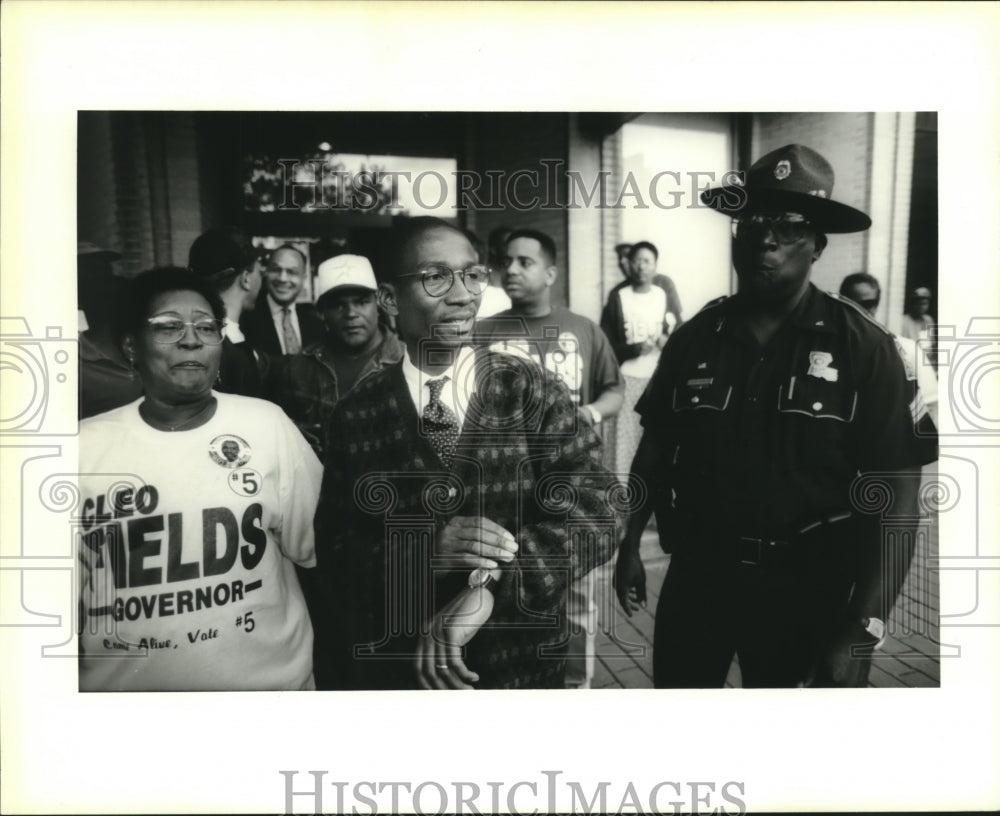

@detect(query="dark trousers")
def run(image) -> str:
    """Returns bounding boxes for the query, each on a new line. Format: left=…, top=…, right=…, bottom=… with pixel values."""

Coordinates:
left=652, top=549, right=873, bottom=688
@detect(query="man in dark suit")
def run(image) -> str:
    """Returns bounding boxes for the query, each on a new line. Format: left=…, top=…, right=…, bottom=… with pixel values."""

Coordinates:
left=188, top=227, right=267, bottom=397
left=313, top=217, right=621, bottom=690
left=242, top=244, right=325, bottom=356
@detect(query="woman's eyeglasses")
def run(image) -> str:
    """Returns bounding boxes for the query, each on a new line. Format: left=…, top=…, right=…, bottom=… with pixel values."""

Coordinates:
left=396, top=263, right=491, bottom=298
left=146, top=318, right=226, bottom=345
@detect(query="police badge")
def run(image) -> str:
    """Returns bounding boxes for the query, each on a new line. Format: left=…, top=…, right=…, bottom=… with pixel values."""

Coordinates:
left=807, top=351, right=838, bottom=382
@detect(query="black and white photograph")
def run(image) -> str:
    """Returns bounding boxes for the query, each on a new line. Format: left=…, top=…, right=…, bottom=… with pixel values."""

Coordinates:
left=73, top=109, right=941, bottom=693
left=2, top=2, right=998, bottom=814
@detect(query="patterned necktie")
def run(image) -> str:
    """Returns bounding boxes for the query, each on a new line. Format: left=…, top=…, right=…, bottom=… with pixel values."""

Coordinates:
left=422, top=376, right=459, bottom=468
left=281, top=306, right=301, bottom=355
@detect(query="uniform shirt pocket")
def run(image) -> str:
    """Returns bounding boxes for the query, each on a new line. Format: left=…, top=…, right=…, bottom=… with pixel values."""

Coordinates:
left=777, top=375, right=857, bottom=421
left=672, top=377, right=732, bottom=412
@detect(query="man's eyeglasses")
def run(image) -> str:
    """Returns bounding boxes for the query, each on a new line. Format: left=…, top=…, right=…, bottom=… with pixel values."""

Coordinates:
left=146, top=318, right=226, bottom=345
left=265, top=265, right=304, bottom=278
left=396, top=263, right=491, bottom=298
left=731, top=212, right=814, bottom=245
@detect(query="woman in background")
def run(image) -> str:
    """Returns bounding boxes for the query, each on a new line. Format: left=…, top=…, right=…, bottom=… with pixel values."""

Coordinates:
left=601, top=241, right=681, bottom=478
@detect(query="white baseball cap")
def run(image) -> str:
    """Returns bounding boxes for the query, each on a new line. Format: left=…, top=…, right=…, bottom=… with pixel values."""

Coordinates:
left=315, top=254, right=378, bottom=300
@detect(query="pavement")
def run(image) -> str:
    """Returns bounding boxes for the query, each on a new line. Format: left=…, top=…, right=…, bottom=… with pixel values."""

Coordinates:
left=588, top=473, right=941, bottom=689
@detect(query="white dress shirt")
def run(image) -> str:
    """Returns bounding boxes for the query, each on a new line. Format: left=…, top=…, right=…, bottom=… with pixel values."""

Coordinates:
left=267, top=293, right=302, bottom=354
left=401, top=344, right=475, bottom=430
left=222, top=314, right=261, bottom=363
left=223, top=319, right=247, bottom=343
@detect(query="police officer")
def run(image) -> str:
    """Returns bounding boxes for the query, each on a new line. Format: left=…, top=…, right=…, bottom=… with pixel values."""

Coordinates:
left=614, top=144, right=937, bottom=687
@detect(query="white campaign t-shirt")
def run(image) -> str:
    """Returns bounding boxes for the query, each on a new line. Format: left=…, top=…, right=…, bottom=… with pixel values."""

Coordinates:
left=77, top=392, right=322, bottom=691
left=618, top=286, right=667, bottom=379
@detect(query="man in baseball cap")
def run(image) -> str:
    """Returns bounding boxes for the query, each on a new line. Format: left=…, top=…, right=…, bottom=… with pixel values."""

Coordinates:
left=615, top=144, right=937, bottom=687
left=269, top=253, right=403, bottom=460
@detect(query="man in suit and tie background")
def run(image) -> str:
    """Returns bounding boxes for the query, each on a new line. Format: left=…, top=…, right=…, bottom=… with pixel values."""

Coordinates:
left=242, top=243, right=325, bottom=356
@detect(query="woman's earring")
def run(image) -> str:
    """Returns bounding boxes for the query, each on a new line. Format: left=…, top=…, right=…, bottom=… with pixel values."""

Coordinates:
left=126, top=357, right=137, bottom=380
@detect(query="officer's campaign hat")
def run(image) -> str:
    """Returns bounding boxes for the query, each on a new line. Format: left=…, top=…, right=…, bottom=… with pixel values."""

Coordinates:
left=701, top=144, right=872, bottom=233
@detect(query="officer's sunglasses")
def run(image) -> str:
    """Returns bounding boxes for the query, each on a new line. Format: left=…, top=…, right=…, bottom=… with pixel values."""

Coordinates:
left=395, top=263, right=491, bottom=298
left=731, top=212, right=815, bottom=245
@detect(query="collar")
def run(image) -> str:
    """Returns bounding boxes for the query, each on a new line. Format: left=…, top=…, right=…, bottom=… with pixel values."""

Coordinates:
left=267, top=293, right=296, bottom=318
left=223, top=320, right=246, bottom=343
left=401, top=343, right=474, bottom=389
left=789, top=284, right=837, bottom=334
left=716, top=283, right=835, bottom=337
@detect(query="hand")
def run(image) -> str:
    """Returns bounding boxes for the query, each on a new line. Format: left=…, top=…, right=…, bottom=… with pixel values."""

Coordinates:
left=577, top=405, right=595, bottom=428
left=804, top=620, right=877, bottom=688
left=436, top=516, right=518, bottom=570
left=613, top=544, right=647, bottom=617
left=415, top=586, right=495, bottom=690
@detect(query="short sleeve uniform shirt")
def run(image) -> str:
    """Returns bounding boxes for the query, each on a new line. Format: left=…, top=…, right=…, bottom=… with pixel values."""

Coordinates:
left=637, top=284, right=937, bottom=541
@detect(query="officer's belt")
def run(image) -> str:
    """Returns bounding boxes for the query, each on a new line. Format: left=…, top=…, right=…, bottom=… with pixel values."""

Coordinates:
left=731, top=512, right=854, bottom=569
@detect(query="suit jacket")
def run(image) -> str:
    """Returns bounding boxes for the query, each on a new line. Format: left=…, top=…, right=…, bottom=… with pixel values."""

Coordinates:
left=267, top=330, right=406, bottom=460
left=313, top=348, right=622, bottom=690
left=241, top=296, right=325, bottom=357
left=216, top=337, right=264, bottom=398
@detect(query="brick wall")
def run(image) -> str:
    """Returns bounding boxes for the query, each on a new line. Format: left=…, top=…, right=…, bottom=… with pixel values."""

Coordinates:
left=752, top=113, right=874, bottom=294
left=79, top=112, right=204, bottom=276
left=78, top=112, right=119, bottom=253
left=163, top=114, right=202, bottom=267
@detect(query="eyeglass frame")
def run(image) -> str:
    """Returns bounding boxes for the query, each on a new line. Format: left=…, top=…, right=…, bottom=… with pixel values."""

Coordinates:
left=264, top=263, right=305, bottom=279
left=731, top=212, right=816, bottom=245
left=145, top=317, right=227, bottom=345
left=394, top=263, right=492, bottom=298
